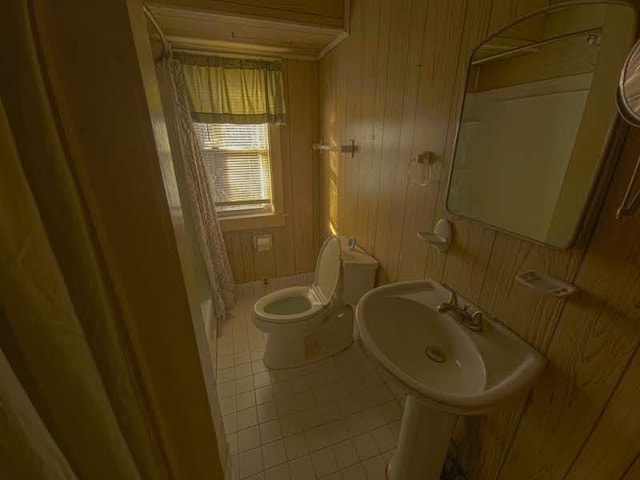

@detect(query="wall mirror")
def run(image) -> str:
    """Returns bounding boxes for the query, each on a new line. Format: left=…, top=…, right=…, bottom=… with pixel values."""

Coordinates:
left=447, top=1, right=636, bottom=248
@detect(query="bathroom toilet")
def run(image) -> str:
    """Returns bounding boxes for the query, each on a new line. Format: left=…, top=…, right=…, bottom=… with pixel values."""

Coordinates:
left=253, top=236, right=378, bottom=369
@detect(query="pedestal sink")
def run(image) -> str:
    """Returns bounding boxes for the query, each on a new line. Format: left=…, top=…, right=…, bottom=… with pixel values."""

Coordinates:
left=355, top=280, right=546, bottom=480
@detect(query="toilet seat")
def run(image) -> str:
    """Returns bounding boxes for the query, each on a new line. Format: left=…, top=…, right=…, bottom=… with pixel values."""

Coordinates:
left=254, top=285, right=326, bottom=324
left=254, top=236, right=342, bottom=325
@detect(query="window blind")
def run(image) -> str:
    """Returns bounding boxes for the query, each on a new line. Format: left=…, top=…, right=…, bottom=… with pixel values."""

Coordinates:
left=193, top=123, right=273, bottom=216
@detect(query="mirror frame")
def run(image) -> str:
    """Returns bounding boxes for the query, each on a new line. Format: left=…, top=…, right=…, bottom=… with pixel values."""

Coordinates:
left=617, top=37, right=640, bottom=127
left=445, top=0, right=637, bottom=249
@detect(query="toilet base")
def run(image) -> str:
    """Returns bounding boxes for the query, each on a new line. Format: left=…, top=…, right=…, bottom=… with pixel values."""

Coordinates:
left=263, top=306, right=354, bottom=369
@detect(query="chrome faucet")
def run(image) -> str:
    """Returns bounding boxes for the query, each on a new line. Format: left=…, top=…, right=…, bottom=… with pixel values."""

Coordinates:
left=436, top=285, right=485, bottom=332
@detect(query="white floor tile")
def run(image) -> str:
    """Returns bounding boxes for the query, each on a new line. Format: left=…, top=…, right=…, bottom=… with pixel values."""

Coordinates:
left=218, top=343, right=234, bottom=357
left=254, top=372, right=273, bottom=388
left=217, top=276, right=405, bottom=480
left=280, top=413, right=304, bottom=437
left=298, top=408, right=322, bottom=431
left=318, top=401, right=342, bottom=423
left=331, top=439, right=359, bottom=470
left=305, top=425, right=328, bottom=452
left=252, top=359, right=268, bottom=374
left=362, top=406, right=386, bottom=431
left=224, top=413, right=238, bottom=435
left=236, top=376, right=255, bottom=394
left=345, top=411, right=369, bottom=437
left=237, top=407, right=258, bottom=431
left=258, top=402, right=279, bottom=424
left=251, top=349, right=265, bottom=361
left=239, top=448, right=264, bottom=479
left=262, top=440, right=287, bottom=469
left=371, top=425, right=396, bottom=453
left=382, top=448, right=395, bottom=463
left=218, top=354, right=235, bottom=370
left=310, top=448, right=338, bottom=478
left=220, top=396, right=236, bottom=416
left=382, top=401, right=404, bottom=424
left=235, top=363, right=254, bottom=379
left=362, top=454, right=387, bottom=480
left=284, top=432, right=309, bottom=460
left=320, top=473, right=341, bottom=480
left=255, top=386, right=275, bottom=405
left=339, top=462, right=367, bottom=480
left=236, top=391, right=257, bottom=411
left=228, top=432, right=239, bottom=456
left=265, top=463, right=290, bottom=480
left=260, top=420, right=283, bottom=444
left=218, top=381, right=236, bottom=399
left=218, top=367, right=235, bottom=384
left=229, top=454, right=239, bottom=480
left=352, top=432, right=379, bottom=461
left=234, top=351, right=252, bottom=366
left=238, top=426, right=261, bottom=453
left=322, top=420, right=349, bottom=446
left=288, top=455, right=316, bottom=480
left=290, top=376, right=310, bottom=393
left=390, top=421, right=402, bottom=439
left=273, top=382, right=292, bottom=399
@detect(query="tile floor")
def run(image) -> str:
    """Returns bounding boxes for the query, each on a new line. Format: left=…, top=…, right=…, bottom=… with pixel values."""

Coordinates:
left=217, top=275, right=465, bottom=480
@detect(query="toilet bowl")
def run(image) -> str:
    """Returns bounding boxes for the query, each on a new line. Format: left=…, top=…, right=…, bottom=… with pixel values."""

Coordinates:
left=253, top=236, right=378, bottom=369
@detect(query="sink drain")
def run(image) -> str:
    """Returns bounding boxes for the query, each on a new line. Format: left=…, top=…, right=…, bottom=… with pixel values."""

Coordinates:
left=425, top=346, right=446, bottom=363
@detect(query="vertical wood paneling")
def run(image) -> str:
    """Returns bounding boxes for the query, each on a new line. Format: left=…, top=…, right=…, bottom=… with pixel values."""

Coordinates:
left=239, top=231, right=256, bottom=281
left=371, top=0, right=417, bottom=282
left=394, top=0, right=467, bottom=282
left=341, top=0, right=365, bottom=243
left=335, top=38, right=348, bottom=235
left=318, top=51, right=334, bottom=240
left=624, top=455, right=640, bottom=480
left=318, top=1, right=640, bottom=479
left=566, top=343, right=640, bottom=479
left=287, top=60, right=317, bottom=273
left=352, top=0, right=381, bottom=250
left=223, top=59, right=318, bottom=282
left=358, top=1, right=396, bottom=253
left=279, top=60, right=299, bottom=279
left=384, top=0, right=431, bottom=281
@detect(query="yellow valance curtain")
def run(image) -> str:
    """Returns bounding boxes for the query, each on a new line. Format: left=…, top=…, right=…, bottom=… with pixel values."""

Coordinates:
left=177, top=53, right=287, bottom=125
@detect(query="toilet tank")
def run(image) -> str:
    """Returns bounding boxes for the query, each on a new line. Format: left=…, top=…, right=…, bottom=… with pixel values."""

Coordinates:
left=337, top=239, right=379, bottom=304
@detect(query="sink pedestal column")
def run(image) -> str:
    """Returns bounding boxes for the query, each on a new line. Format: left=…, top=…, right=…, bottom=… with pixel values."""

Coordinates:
left=388, top=395, right=458, bottom=480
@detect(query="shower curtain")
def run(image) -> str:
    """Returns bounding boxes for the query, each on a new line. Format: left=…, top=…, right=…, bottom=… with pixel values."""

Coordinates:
left=156, top=57, right=235, bottom=321
left=0, top=92, right=168, bottom=480
left=0, top=1, right=170, bottom=477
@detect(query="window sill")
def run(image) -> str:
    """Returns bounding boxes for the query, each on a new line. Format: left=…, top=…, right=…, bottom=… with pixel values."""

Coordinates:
left=219, top=213, right=287, bottom=232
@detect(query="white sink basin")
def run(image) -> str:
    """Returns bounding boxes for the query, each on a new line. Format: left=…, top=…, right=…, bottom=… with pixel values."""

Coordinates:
left=355, top=279, right=546, bottom=479
left=356, top=279, right=546, bottom=414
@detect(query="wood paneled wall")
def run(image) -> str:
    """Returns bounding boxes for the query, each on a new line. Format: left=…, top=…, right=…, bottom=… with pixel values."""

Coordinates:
left=318, top=0, right=640, bottom=479
left=224, top=59, right=319, bottom=283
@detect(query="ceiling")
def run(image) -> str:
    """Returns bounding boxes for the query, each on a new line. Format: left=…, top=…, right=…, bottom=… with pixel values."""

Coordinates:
left=148, top=4, right=348, bottom=60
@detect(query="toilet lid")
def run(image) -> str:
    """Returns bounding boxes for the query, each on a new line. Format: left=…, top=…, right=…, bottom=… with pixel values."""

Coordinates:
left=313, top=236, right=342, bottom=305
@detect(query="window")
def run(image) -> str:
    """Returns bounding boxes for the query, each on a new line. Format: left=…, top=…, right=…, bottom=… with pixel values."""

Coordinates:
left=194, top=123, right=273, bottom=217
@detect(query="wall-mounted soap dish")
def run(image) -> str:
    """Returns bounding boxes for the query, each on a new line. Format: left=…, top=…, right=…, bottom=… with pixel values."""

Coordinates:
left=417, top=219, right=452, bottom=253
left=515, top=271, right=578, bottom=298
